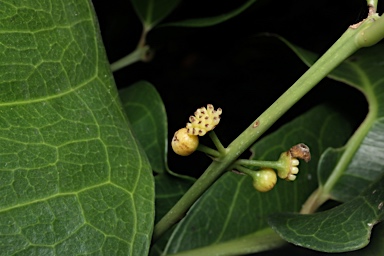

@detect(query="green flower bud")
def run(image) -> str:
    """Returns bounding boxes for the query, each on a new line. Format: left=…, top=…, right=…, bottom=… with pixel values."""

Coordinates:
left=172, top=128, right=199, bottom=156
left=276, top=143, right=310, bottom=181
left=252, top=168, right=277, bottom=192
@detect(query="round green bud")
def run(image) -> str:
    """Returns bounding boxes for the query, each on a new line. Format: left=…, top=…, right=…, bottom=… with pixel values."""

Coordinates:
left=252, top=168, right=277, bottom=192
left=172, top=128, right=199, bottom=156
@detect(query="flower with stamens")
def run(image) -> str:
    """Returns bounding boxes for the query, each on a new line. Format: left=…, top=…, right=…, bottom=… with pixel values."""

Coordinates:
left=276, top=143, right=310, bottom=181
left=186, top=104, right=222, bottom=136
left=286, top=158, right=300, bottom=181
left=172, top=104, right=222, bottom=156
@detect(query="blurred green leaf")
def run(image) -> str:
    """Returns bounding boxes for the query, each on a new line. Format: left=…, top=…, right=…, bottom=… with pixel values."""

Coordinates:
left=268, top=174, right=384, bottom=252
left=162, top=104, right=354, bottom=255
left=0, top=1, right=154, bottom=255
left=130, top=0, right=181, bottom=29
left=160, top=0, right=257, bottom=27
left=120, top=81, right=168, bottom=174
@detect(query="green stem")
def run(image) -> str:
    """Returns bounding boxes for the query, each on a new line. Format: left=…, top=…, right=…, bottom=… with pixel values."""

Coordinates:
left=227, top=27, right=367, bottom=157
left=152, top=18, right=380, bottom=243
left=209, top=131, right=226, bottom=154
left=356, top=14, right=384, bottom=47
left=197, top=144, right=220, bottom=158
left=299, top=187, right=329, bottom=214
left=366, top=0, right=378, bottom=12
left=152, top=160, right=231, bottom=243
left=110, top=26, right=152, bottom=72
left=301, top=104, right=378, bottom=213
left=234, top=164, right=256, bottom=176
left=300, top=14, right=382, bottom=214
left=301, top=67, right=379, bottom=214
left=110, top=46, right=149, bottom=72
left=235, top=159, right=283, bottom=170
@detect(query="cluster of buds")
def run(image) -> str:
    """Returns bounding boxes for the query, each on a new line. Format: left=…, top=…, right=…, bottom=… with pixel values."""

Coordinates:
left=172, top=104, right=222, bottom=156
left=277, top=143, right=311, bottom=181
left=249, top=143, right=311, bottom=192
left=186, top=104, right=222, bottom=136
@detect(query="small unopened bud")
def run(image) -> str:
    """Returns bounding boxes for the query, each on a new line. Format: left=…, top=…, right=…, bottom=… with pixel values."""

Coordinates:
left=252, top=168, right=277, bottom=192
left=172, top=128, right=199, bottom=156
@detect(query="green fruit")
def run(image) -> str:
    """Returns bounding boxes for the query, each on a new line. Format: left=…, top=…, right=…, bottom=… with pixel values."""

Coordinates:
left=252, top=168, right=277, bottom=192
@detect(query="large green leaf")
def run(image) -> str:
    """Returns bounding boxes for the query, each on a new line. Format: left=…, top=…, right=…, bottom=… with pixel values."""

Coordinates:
left=160, top=0, right=257, bottom=28
left=162, top=104, right=354, bottom=255
left=130, top=0, right=181, bottom=30
left=268, top=174, right=384, bottom=252
left=120, top=81, right=167, bottom=174
left=0, top=1, right=154, bottom=255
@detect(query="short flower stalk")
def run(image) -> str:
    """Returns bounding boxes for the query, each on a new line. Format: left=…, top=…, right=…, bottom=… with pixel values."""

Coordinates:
left=235, top=165, right=277, bottom=192
left=234, top=143, right=311, bottom=192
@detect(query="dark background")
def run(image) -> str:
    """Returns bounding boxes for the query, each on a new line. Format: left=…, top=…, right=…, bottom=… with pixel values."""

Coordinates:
left=91, top=0, right=374, bottom=176
left=91, top=1, right=379, bottom=254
